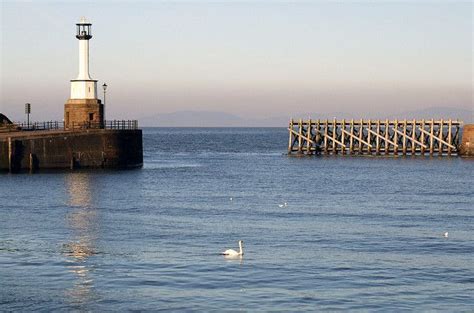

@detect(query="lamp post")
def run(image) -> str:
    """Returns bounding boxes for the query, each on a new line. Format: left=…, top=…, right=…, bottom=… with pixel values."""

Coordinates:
left=102, top=83, right=107, bottom=105
left=25, top=103, right=31, bottom=129
left=102, top=83, right=107, bottom=128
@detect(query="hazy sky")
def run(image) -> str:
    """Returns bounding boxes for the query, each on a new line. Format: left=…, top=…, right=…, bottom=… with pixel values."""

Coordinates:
left=0, top=0, right=472, bottom=122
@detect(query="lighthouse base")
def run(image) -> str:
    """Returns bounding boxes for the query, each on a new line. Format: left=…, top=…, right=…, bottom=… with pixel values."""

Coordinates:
left=65, top=99, right=104, bottom=129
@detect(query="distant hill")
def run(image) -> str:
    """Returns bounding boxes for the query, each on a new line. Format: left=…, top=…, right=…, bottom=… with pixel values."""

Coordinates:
left=387, top=107, right=473, bottom=123
left=290, top=107, right=474, bottom=123
left=140, top=111, right=246, bottom=127
left=140, top=106, right=473, bottom=127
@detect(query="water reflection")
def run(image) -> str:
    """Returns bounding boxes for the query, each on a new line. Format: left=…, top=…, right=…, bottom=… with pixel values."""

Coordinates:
left=66, top=172, right=93, bottom=207
left=224, top=255, right=244, bottom=265
left=63, top=173, right=100, bottom=306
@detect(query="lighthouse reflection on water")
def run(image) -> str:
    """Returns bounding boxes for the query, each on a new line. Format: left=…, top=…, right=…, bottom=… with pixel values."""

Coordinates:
left=63, top=172, right=101, bottom=305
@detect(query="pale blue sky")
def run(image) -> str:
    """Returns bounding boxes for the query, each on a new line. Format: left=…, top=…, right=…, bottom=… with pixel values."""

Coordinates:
left=0, top=0, right=472, bottom=122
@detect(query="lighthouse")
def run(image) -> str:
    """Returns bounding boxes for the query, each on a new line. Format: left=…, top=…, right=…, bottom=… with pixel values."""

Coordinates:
left=64, top=17, right=104, bottom=129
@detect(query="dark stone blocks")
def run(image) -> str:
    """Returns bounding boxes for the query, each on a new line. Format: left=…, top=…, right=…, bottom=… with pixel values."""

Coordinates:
left=0, top=129, right=143, bottom=171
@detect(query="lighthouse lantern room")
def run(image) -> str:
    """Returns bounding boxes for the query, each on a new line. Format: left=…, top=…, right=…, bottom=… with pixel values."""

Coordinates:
left=65, top=17, right=104, bottom=129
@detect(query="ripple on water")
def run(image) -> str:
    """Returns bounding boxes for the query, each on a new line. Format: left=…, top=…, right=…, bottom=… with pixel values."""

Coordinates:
left=1, top=128, right=473, bottom=311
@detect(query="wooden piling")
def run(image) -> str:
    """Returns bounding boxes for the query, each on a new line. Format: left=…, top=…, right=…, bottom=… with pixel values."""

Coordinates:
left=447, top=119, right=452, bottom=156
left=307, top=118, right=312, bottom=154
left=376, top=120, right=380, bottom=155
left=341, top=119, right=345, bottom=155
left=438, top=119, right=443, bottom=154
left=420, top=120, right=425, bottom=155
left=288, top=119, right=293, bottom=154
left=324, top=119, right=328, bottom=154
left=393, top=119, right=398, bottom=155
left=367, top=120, right=372, bottom=154
left=298, top=119, right=303, bottom=154
left=429, top=119, right=434, bottom=155
left=349, top=119, right=354, bottom=154
left=402, top=120, right=407, bottom=155
left=316, top=119, right=321, bottom=154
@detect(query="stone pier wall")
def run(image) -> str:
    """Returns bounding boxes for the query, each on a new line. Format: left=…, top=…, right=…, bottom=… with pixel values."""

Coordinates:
left=0, top=129, right=142, bottom=172
left=460, top=124, right=474, bottom=157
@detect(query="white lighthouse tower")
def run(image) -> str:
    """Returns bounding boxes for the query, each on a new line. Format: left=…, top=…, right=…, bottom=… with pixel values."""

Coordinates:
left=65, top=17, right=104, bottom=129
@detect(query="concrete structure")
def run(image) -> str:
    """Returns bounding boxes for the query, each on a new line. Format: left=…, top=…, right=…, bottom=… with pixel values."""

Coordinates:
left=64, top=17, right=103, bottom=129
left=0, top=129, right=142, bottom=171
left=459, top=124, right=474, bottom=156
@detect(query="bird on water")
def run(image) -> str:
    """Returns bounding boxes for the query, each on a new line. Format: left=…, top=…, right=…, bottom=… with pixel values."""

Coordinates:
left=443, top=232, right=449, bottom=238
left=221, top=240, right=244, bottom=257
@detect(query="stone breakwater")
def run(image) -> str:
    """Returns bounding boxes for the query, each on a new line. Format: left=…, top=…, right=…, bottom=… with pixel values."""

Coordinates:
left=0, top=129, right=142, bottom=172
left=460, top=124, right=474, bottom=156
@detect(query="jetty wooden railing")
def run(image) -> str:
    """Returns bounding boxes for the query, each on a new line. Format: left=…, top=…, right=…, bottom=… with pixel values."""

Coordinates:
left=288, top=119, right=463, bottom=156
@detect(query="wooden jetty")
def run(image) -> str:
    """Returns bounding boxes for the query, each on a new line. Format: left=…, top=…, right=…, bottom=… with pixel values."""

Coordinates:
left=288, top=119, right=463, bottom=156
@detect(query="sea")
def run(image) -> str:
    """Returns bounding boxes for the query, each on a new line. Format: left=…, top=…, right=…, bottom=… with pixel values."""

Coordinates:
left=1, top=127, right=473, bottom=311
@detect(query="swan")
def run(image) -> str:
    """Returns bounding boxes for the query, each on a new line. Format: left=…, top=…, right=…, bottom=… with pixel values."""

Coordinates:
left=221, top=240, right=244, bottom=257
left=443, top=232, right=448, bottom=238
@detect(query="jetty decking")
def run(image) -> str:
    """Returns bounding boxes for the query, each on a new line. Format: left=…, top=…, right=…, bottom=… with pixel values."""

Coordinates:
left=288, top=119, right=462, bottom=156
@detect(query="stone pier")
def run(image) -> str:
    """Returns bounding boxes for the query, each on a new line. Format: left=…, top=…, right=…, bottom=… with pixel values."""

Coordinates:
left=459, top=124, right=474, bottom=157
left=0, top=129, right=142, bottom=172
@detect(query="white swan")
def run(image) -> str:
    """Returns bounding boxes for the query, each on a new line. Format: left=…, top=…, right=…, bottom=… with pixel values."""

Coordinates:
left=221, top=240, right=244, bottom=257
left=443, top=232, right=449, bottom=238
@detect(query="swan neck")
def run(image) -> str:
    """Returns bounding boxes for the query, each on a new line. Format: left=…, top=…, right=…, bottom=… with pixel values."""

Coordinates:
left=239, top=242, right=243, bottom=254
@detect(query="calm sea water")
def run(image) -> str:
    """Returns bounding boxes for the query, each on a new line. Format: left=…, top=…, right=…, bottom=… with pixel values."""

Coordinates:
left=1, top=127, right=473, bottom=311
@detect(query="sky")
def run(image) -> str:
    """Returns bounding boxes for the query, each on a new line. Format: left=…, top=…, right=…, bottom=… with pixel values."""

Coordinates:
left=0, top=0, right=472, bottom=124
